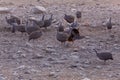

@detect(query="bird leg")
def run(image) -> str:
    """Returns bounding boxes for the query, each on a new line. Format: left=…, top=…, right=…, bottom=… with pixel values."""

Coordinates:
left=103, top=60, right=106, bottom=65
left=77, top=18, right=81, bottom=23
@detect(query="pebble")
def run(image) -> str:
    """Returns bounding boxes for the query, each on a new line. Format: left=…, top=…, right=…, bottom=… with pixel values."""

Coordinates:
left=32, top=6, right=47, bottom=14
left=32, top=54, right=44, bottom=59
left=16, top=50, right=22, bottom=54
left=82, top=77, right=91, bottom=80
left=84, top=60, right=91, bottom=64
left=47, top=57, right=55, bottom=61
left=0, top=75, right=5, bottom=80
left=95, top=65, right=102, bottom=69
left=0, top=7, right=11, bottom=14
left=82, top=64, right=90, bottom=68
left=47, top=45, right=54, bottom=48
left=20, top=53, right=26, bottom=58
left=48, top=72, right=58, bottom=78
left=70, top=55, right=79, bottom=61
left=42, top=63, right=51, bottom=67
left=51, top=61, right=65, bottom=64
left=73, top=48, right=79, bottom=52
left=44, top=48, right=56, bottom=53
left=60, top=55, right=68, bottom=60
left=69, top=64, right=78, bottom=69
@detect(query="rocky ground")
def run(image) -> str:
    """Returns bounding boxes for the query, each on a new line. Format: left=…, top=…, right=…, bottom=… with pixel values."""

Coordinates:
left=0, top=0, right=120, bottom=80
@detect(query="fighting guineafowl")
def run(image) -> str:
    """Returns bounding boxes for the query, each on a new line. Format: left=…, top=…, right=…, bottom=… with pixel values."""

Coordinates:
left=93, top=49, right=113, bottom=63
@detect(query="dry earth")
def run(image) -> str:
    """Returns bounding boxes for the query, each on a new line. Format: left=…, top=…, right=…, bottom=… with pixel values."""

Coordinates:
left=0, top=0, right=120, bottom=80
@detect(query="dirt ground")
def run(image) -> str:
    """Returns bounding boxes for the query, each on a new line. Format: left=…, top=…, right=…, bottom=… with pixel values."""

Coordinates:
left=0, top=0, right=120, bottom=80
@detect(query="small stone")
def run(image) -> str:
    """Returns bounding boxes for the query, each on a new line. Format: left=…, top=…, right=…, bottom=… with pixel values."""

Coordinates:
left=44, top=48, right=56, bottom=53
left=16, top=50, right=22, bottom=54
left=69, top=64, right=78, bottom=69
left=12, top=54, right=19, bottom=59
left=95, top=65, right=102, bottom=69
left=24, top=71, right=31, bottom=74
left=0, top=7, right=11, bottom=14
left=48, top=72, right=57, bottom=78
left=20, top=54, right=26, bottom=58
left=32, top=6, right=47, bottom=14
left=29, top=16, right=38, bottom=21
left=82, top=64, right=90, bottom=68
left=0, top=75, right=5, bottom=80
left=70, top=55, right=79, bottom=61
left=82, top=77, right=91, bottom=80
left=42, top=63, right=51, bottom=67
left=73, top=48, right=79, bottom=52
left=51, top=52, right=58, bottom=55
left=47, top=45, right=54, bottom=48
left=47, top=57, right=55, bottom=61
left=32, top=54, right=44, bottom=59
left=25, top=42, right=33, bottom=48
left=16, top=65, right=26, bottom=70
left=60, top=55, right=68, bottom=60
left=51, top=61, right=65, bottom=64
left=84, top=60, right=90, bottom=64
left=71, top=8, right=77, bottom=12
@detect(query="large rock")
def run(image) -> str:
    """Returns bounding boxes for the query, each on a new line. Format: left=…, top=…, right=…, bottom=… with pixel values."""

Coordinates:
left=32, top=6, right=47, bottom=14
left=0, top=7, right=11, bottom=14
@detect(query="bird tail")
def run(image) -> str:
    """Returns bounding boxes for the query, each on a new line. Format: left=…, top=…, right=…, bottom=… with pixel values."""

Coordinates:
left=111, top=57, right=113, bottom=60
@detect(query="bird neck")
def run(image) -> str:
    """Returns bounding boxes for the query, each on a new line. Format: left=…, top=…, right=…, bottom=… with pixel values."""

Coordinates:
left=109, top=17, right=111, bottom=23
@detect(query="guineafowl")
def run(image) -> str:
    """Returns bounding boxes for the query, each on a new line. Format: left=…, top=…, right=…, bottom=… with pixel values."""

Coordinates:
left=56, top=23, right=69, bottom=44
left=64, top=14, right=74, bottom=23
left=43, top=14, right=53, bottom=29
left=5, top=15, right=21, bottom=25
left=76, top=11, right=81, bottom=19
left=106, top=17, right=112, bottom=30
left=93, top=49, right=113, bottom=63
left=25, top=20, right=40, bottom=35
left=28, top=30, right=42, bottom=41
